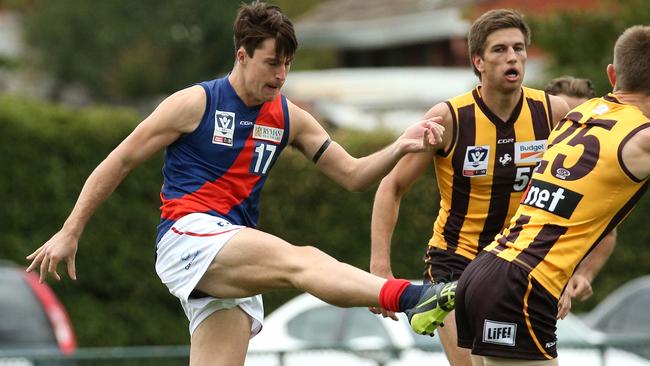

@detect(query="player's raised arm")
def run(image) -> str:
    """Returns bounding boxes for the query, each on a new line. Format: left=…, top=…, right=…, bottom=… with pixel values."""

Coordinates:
left=287, top=100, right=444, bottom=192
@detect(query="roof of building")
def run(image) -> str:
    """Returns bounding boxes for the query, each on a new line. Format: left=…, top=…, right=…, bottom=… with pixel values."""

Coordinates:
left=283, top=62, right=545, bottom=132
left=295, top=0, right=475, bottom=49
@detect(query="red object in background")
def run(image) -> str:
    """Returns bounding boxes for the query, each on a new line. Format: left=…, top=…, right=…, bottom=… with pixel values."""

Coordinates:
left=21, top=271, right=77, bottom=355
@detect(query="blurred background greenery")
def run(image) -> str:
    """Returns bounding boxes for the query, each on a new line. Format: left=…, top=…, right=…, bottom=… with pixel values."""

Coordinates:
left=0, top=0, right=648, bottom=347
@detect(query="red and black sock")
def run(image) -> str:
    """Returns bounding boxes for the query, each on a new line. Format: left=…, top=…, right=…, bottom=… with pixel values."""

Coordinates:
left=379, top=279, right=424, bottom=312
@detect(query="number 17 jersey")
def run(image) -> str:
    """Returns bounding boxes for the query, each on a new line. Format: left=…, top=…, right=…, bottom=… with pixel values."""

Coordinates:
left=157, top=76, right=290, bottom=243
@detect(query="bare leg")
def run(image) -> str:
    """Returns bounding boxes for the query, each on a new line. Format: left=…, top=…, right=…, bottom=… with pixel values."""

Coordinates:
left=471, top=355, right=484, bottom=366
left=438, top=309, right=476, bottom=366
left=190, top=307, right=251, bottom=366
left=196, top=228, right=387, bottom=307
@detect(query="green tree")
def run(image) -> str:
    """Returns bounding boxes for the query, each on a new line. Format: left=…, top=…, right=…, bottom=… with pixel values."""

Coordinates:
left=23, top=0, right=241, bottom=102
left=531, top=0, right=650, bottom=95
left=21, top=0, right=324, bottom=103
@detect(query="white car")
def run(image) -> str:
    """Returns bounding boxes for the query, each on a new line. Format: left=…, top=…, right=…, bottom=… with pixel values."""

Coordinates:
left=246, top=293, right=650, bottom=366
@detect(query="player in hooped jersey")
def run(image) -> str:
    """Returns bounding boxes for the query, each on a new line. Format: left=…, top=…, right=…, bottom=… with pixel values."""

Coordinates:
left=455, top=25, right=650, bottom=365
left=26, top=2, right=449, bottom=365
left=370, top=9, right=570, bottom=366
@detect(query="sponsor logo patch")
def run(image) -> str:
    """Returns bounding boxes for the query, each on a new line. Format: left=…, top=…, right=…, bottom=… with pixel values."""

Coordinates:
left=463, top=145, right=490, bottom=177
left=181, top=250, right=200, bottom=270
left=483, top=320, right=516, bottom=346
left=521, top=179, right=583, bottom=219
left=515, top=140, right=547, bottom=164
left=253, top=124, right=284, bottom=143
left=213, top=111, right=235, bottom=146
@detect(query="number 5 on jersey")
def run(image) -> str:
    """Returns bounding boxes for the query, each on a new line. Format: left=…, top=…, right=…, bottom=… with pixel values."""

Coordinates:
left=513, top=167, right=533, bottom=192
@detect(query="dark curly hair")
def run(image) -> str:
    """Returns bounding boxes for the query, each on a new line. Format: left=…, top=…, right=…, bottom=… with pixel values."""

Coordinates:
left=233, top=1, right=298, bottom=62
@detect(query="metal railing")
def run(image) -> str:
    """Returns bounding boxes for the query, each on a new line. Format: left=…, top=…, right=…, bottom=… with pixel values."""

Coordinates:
left=1, top=337, right=649, bottom=366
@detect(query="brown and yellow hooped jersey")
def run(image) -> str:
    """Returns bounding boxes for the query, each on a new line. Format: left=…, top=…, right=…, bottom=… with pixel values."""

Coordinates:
left=430, top=86, right=554, bottom=260
left=486, top=94, right=649, bottom=298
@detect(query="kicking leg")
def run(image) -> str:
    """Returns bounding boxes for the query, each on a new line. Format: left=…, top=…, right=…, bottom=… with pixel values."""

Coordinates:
left=195, top=228, right=387, bottom=307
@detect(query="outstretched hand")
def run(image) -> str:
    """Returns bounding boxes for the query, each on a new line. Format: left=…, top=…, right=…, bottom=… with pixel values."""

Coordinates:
left=368, top=269, right=399, bottom=321
left=369, top=304, right=399, bottom=321
left=26, top=230, right=78, bottom=283
left=397, top=117, right=445, bottom=154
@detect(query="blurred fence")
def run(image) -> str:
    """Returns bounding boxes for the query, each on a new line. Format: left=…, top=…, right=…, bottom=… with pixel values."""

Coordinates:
left=1, top=339, right=650, bottom=366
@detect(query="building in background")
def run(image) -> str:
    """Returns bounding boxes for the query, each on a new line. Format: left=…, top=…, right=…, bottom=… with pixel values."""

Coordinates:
left=0, top=0, right=601, bottom=130
left=285, top=0, right=599, bottom=133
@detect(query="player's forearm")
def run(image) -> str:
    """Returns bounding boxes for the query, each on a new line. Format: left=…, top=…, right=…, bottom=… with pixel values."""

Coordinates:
left=575, top=229, right=617, bottom=281
left=369, top=185, right=402, bottom=276
left=61, top=155, right=133, bottom=237
left=343, top=142, right=404, bottom=192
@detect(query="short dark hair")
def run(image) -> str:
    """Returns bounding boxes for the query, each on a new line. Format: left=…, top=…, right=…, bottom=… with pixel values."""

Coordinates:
left=468, top=9, right=531, bottom=78
left=613, top=25, right=650, bottom=95
left=544, top=76, right=595, bottom=99
left=233, top=1, right=298, bottom=61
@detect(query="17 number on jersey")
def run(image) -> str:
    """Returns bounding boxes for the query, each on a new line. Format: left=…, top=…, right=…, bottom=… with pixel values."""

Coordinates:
left=252, top=142, right=276, bottom=175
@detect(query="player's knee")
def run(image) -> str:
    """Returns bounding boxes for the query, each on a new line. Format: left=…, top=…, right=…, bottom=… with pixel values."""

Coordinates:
left=291, top=245, right=329, bottom=267
left=284, top=245, right=331, bottom=282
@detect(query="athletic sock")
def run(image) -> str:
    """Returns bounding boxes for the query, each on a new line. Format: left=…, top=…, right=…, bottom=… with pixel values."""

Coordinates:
left=379, top=279, right=423, bottom=312
left=398, top=283, right=424, bottom=311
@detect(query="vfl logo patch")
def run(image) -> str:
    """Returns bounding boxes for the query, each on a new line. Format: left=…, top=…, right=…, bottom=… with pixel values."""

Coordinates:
left=483, top=320, right=516, bottom=346
left=521, top=179, right=583, bottom=219
left=515, top=140, right=547, bottom=164
left=252, top=124, right=284, bottom=143
left=463, top=145, right=490, bottom=177
left=213, top=111, right=235, bottom=146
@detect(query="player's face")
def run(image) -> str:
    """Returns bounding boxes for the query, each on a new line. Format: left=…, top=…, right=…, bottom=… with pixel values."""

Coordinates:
left=558, top=94, right=588, bottom=109
left=240, top=38, right=292, bottom=105
left=475, top=28, right=527, bottom=92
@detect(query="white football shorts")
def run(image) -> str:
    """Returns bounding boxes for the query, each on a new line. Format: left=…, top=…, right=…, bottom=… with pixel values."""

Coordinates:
left=155, top=213, right=264, bottom=337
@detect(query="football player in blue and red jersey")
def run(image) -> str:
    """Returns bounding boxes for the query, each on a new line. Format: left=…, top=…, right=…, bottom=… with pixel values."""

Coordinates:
left=27, top=2, right=448, bottom=365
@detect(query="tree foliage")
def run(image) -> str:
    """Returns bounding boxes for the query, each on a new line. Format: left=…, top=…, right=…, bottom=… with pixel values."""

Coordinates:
left=20, top=0, right=324, bottom=103
left=22, top=0, right=241, bottom=102
left=530, top=0, right=650, bottom=95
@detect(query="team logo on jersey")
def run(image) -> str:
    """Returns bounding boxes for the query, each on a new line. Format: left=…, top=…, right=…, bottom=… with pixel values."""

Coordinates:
left=213, top=110, right=235, bottom=146
left=463, top=145, right=490, bottom=177
left=499, top=153, right=512, bottom=166
left=514, top=140, right=547, bottom=164
left=555, top=168, right=571, bottom=180
left=252, top=124, right=284, bottom=143
left=593, top=104, right=610, bottom=115
left=521, top=179, right=583, bottom=219
left=483, top=320, right=516, bottom=346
